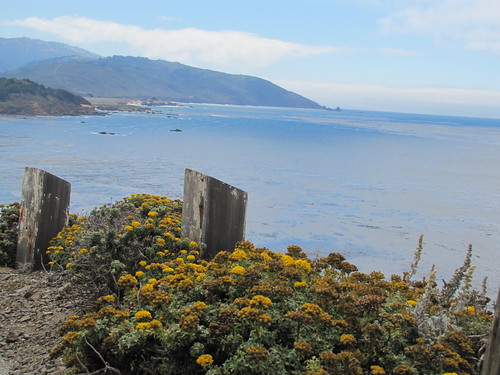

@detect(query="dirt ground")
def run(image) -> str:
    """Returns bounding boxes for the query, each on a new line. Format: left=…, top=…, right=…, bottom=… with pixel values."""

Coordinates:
left=0, top=267, right=82, bottom=374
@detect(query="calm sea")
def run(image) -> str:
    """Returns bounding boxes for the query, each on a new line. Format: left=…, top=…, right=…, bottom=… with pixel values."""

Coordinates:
left=1, top=105, right=499, bottom=294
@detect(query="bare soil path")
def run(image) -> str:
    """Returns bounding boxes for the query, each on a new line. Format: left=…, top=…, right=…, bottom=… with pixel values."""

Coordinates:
left=0, top=267, right=82, bottom=374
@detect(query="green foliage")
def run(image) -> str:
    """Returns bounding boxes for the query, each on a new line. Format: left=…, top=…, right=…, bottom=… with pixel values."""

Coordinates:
left=0, top=202, right=19, bottom=267
left=0, top=77, right=89, bottom=105
left=0, top=77, right=95, bottom=115
left=46, top=194, right=493, bottom=375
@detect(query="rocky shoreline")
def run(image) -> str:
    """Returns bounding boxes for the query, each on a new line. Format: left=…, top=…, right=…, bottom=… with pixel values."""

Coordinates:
left=0, top=267, right=83, bottom=374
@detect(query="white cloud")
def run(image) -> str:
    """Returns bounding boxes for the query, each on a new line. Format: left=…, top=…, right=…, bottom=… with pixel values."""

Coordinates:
left=275, top=80, right=500, bottom=118
left=379, top=0, right=500, bottom=53
left=6, top=16, right=338, bottom=70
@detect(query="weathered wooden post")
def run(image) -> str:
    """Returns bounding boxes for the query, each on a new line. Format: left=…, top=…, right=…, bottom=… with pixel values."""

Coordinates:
left=182, top=169, right=247, bottom=259
left=481, top=287, right=500, bottom=375
left=16, top=167, right=71, bottom=271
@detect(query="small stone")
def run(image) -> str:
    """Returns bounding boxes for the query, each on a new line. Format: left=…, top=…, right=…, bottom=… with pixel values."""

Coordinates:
left=5, top=332, right=18, bottom=343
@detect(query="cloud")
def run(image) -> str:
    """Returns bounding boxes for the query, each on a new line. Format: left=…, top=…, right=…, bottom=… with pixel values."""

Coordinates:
left=379, top=0, right=500, bottom=53
left=275, top=80, right=500, bottom=118
left=6, top=16, right=338, bottom=70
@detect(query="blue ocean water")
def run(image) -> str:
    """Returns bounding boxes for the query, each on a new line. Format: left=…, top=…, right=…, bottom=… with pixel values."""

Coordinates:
left=1, top=105, right=499, bottom=293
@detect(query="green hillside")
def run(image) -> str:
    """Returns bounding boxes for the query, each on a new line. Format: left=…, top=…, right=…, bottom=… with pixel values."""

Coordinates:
left=5, top=55, right=323, bottom=109
left=0, top=77, right=97, bottom=116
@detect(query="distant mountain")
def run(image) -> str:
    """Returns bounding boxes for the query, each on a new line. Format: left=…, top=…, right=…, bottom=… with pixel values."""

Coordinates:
left=4, top=53, right=323, bottom=109
left=0, top=77, right=97, bottom=116
left=0, top=37, right=100, bottom=72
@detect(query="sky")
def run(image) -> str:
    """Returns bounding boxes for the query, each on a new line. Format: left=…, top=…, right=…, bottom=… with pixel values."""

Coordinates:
left=1, top=0, right=500, bottom=118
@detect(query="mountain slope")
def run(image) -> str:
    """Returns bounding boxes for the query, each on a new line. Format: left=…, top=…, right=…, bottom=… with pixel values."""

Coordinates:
left=4, top=55, right=323, bottom=109
left=0, top=37, right=100, bottom=72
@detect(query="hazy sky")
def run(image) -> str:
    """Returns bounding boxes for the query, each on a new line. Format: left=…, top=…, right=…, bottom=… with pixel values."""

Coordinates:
left=2, top=0, right=500, bottom=118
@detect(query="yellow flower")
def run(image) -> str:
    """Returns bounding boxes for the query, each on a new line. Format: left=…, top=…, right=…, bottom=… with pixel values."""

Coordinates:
left=131, top=221, right=141, bottom=228
left=135, top=271, right=145, bottom=277
left=96, top=295, right=116, bottom=305
left=66, top=263, right=73, bottom=268
left=406, top=300, right=417, bottom=307
left=193, top=301, right=208, bottom=310
left=141, top=284, right=154, bottom=293
left=301, top=303, right=323, bottom=317
left=79, top=248, right=89, bottom=254
left=62, top=331, right=79, bottom=344
left=281, top=254, right=295, bottom=266
left=180, top=250, right=188, bottom=255
left=295, top=259, right=312, bottom=272
left=467, top=306, right=475, bottom=315
left=250, top=295, right=272, bottom=309
left=148, top=211, right=159, bottom=217
left=124, top=225, right=133, bottom=231
left=371, top=365, right=386, bottom=375
left=257, top=313, right=272, bottom=325
left=187, top=255, right=196, bottom=261
left=149, top=319, right=163, bottom=329
left=261, top=252, right=273, bottom=261
left=134, top=310, right=152, bottom=321
left=294, top=281, right=307, bottom=288
left=230, top=265, right=245, bottom=275
left=340, top=334, right=357, bottom=345
left=229, top=249, right=247, bottom=261
left=136, top=322, right=149, bottom=330
left=139, top=260, right=147, bottom=267
left=156, top=238, right=166, bottom=247
left=189, top=241, right=199, bottom=248
left=118, top=274, right=138, bottom=288
left=293, top=341, right=313, bottom=355
left=196, top=354, right=214, bottom=367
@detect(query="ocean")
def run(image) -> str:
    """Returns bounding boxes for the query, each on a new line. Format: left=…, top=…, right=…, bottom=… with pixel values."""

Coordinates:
left=1, top=104, right=499, bottom=295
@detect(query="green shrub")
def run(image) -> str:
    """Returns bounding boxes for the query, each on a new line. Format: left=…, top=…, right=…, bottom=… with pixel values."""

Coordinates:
left=47, top=194, right=492, bottom=375
left=0, top=202, right=20, bottom=267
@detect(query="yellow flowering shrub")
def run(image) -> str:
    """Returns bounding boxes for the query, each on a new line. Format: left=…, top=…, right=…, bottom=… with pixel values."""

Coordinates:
left=42, top=194, right=493, bottom=375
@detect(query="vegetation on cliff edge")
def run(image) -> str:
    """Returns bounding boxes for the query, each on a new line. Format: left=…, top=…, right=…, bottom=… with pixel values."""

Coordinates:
left=0, top=77, right=96, bottom=116
left=0, top=194, right=494, bottom=375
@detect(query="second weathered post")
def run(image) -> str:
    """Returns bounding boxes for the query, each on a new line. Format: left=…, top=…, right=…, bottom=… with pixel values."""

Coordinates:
left=481, top=287, right=500, bottom=375
left=16, top=167, right=71, bottom=271
left=182, top=169, right=248, bottom=259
